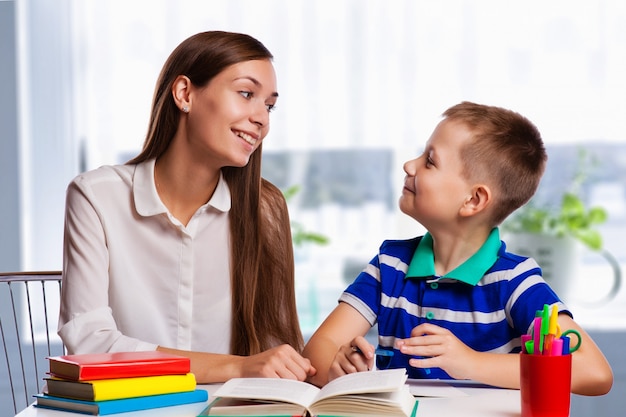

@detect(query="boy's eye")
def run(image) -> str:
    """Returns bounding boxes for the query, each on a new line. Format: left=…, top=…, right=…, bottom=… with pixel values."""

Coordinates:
left=426, top=157, right=434, bottom=167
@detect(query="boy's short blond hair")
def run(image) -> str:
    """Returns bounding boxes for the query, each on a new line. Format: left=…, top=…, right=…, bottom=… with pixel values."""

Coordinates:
left=442, top=101, right=547, bottom=226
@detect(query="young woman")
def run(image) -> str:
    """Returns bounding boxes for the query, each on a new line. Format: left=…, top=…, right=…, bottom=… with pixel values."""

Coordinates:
left=58, top=31, right=315, bottom=383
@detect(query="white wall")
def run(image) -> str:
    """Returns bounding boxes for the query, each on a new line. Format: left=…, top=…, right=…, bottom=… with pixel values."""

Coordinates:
left=14, top=0, right=79, bottom=271
left=0, top=0, right=21, bottom=272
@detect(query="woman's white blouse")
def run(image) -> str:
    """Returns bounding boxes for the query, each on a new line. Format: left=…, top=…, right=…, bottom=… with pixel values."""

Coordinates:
left=58, top=159, right=232, bottom=354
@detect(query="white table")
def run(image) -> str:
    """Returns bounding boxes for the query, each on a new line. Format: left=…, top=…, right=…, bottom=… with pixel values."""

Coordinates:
left=14, top=381, right=522, bottom=417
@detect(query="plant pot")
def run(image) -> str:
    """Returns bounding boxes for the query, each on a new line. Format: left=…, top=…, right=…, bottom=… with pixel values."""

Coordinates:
left=504, top=232, right=621, bottom=306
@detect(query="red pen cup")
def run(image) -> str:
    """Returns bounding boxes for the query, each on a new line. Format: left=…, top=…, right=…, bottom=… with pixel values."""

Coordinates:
left=520, top=353, right=572, bottom=417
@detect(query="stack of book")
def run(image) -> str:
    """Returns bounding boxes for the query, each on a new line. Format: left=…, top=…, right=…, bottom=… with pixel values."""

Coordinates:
left=34, top=351, right=208, bottom=415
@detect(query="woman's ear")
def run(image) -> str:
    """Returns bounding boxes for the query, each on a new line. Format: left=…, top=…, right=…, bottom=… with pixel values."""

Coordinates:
left=459, top=184, right=492, bottom=217
left=171, top=75, right=192, bottom=112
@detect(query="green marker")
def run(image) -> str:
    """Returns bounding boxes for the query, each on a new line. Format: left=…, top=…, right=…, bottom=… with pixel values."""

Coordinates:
left=539, top=304, right=550, bottom=354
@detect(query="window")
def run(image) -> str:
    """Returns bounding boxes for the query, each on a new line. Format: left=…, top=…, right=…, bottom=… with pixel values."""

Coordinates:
left=17, top=0, right=626, bottom=336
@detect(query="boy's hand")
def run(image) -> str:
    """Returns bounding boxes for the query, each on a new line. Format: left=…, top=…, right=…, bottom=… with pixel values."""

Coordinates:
left=397, top=323, right=478, bottom=380
left=328, top=336, right=375, bottom=381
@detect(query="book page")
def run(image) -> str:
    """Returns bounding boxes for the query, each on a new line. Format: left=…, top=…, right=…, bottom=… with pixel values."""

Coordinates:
left=202, top=398, right=306, bottom=416
left=314, top=369, right=408, bottom=402
left=312, top=385, right=417, bottom=417
left=212, top=377, right=320, bottom=408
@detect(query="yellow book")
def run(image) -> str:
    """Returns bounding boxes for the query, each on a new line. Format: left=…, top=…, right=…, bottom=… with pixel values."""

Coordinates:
left=44, top=372, right=196, bottom=401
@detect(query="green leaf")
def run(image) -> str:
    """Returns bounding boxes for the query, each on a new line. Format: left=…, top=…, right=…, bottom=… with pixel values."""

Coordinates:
left=573, top=229, right=603, bottom=251
left=283, top=186, right=330, bottom=248
left=587, top=207, right=607, bottom=225
left=282, top=184, right=301, bottom=202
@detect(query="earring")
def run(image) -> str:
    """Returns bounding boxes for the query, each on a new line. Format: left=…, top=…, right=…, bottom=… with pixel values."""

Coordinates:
left=182, top=105, right=189, bottom=113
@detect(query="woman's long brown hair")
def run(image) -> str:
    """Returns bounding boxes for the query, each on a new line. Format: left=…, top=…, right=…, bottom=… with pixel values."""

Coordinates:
left=128, top=31, right=303, bottom=355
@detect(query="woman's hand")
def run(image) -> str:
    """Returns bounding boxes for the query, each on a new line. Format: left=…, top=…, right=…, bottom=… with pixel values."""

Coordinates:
left=328, top=336, right=375, bottom=381
left=239, top=344, right=317, bottom=381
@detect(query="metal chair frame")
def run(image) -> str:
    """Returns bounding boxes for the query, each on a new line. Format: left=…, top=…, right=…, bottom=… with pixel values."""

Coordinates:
left=0, top=271, right=65, bottom=416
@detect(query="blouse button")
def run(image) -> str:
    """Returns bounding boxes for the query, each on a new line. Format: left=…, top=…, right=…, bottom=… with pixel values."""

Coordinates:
left=430, top=282, right=439, bottom=290
left=426, top=311, right=435, bottom=320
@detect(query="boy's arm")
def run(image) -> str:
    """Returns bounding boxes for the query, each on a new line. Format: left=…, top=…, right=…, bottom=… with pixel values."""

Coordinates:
left=558, top=314, right=613, bottom=395
left=400, top=315, right=613, bottom=396
left=397, top=322, right=522, bottom=389
left=302, top=302, right=372, bottom=387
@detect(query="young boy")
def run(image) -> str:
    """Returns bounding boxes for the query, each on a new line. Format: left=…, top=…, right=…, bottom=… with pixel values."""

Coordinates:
left=302, top=102, right=613, bottom=396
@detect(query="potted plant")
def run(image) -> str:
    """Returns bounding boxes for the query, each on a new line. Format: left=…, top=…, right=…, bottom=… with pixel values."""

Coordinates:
left=502, top=149, right=620, bottom=304
left=503, top=191, right=607, bottom=251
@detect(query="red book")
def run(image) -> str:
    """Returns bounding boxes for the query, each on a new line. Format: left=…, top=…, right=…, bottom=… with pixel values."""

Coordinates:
left=47, top=351, right=191, bottom=381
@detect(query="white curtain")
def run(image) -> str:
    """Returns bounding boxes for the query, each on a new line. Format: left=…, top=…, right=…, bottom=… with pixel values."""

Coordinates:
left=73, top=0, right=626, bottom=167
left=62, top=0, right=626, bottom=332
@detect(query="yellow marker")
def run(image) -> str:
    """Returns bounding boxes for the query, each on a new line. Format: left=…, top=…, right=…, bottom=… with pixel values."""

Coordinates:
left=548, top=304, right=559, bottom=336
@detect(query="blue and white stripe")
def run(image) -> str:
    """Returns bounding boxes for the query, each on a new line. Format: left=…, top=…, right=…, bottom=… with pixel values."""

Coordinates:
left=339, top=236, right=569, bottom=379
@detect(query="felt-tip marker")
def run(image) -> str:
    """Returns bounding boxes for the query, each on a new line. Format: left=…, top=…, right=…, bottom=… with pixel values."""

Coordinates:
left=351, top=346, right=394, bottom=357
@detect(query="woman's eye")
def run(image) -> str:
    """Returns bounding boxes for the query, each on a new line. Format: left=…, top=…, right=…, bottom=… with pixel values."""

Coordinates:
left=239, top=91, right=252, bottom=99
left=266, top=103, right=277, bottom=113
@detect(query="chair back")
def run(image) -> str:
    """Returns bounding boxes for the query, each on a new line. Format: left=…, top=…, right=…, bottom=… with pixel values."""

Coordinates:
left=0, top=271, right=65, bottom=416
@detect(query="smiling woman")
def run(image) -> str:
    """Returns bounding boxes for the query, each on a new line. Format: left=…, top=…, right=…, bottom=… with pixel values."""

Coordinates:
left=57, top=31, right=315, bottom=385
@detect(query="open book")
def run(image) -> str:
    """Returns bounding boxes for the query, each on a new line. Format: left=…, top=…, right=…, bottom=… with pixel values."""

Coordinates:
left=200, top=368, right=417, bottom=417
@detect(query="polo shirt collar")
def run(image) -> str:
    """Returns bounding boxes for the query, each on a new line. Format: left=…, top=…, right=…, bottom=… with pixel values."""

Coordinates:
left=133, top=158, right=231, bottom=217
left=406, top=228, right=501, bottom=285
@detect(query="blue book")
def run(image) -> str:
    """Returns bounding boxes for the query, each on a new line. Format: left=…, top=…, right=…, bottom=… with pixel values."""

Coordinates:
left=34, top=389, right=208, bottom=415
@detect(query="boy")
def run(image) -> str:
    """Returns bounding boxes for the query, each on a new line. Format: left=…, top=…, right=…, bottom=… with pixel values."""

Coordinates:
left=302, top=102, right=613, bottom=395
